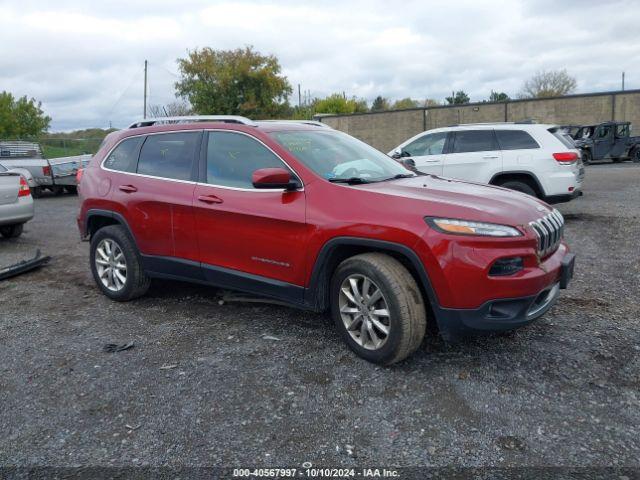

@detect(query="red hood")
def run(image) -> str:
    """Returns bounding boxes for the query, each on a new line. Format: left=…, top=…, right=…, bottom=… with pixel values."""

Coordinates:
left=356, top=175, right=554, bottom=226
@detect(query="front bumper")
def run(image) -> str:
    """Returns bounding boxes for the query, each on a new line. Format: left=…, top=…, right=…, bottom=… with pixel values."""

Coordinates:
left=434, top=252, right=575, bottom=341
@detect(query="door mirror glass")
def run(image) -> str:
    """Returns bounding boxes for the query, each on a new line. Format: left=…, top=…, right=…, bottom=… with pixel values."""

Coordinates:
left=252, top=167, right=299, bottom=190
left=400, top=158, right=416, bottom=171
left=390, top=148, right=403, bottom=159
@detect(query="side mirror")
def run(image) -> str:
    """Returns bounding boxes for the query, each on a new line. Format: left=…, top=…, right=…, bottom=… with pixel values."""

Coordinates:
left=401, top=158, right=416, bottom=170
left=390, top=148, right=403, bottom=159
left=252, top=167, right=300, bottom=190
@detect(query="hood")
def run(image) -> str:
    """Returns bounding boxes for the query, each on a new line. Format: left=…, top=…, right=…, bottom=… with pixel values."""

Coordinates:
left=357, top=175, right=553, bottom=225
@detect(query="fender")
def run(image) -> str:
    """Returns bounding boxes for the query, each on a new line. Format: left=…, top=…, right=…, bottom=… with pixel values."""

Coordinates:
left=304, top=237, right=441, bottom=313
left=489, top=170, right=546, bottom=197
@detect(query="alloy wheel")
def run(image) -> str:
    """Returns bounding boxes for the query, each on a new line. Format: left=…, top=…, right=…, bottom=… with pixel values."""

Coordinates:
left=338, top=274, right=391, bottom=350
left=95, top=238, right=127, bottom=292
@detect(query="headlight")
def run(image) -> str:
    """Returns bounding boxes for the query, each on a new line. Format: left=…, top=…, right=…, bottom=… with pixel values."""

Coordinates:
left=426, top=217, right=522, bottom=237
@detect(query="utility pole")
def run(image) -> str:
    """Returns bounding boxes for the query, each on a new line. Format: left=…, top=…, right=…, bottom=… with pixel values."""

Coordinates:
left=622, top=71, right=625, bottom=91
left=143, top=59, right=148, bottom=119
left=298, top=84, right=302, bottom=107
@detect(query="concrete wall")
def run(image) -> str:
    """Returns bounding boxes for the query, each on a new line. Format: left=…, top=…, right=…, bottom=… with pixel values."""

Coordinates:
left=320, top=89, right=640, bottom=151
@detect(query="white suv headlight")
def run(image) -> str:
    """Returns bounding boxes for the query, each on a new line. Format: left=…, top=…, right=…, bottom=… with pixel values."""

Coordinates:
left=426, top=217, right=522, bottom=237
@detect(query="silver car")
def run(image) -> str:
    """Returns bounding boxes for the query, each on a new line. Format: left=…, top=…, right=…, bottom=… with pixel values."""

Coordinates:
left=0, top=164, right=34, bottom=238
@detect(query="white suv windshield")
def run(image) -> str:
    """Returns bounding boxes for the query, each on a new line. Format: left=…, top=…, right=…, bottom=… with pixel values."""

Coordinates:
left=270, top=130, right=414, bottom=183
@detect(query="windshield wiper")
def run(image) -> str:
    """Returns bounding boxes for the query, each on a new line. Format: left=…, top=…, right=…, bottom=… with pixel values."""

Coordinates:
left=328, top=177, right=371, bottom=184
left=379, top=173, right=417, bottom=182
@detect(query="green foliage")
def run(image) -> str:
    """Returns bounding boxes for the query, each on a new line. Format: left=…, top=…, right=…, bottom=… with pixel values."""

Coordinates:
left=175, top=46, right=292, bottom=118
left=423, top=99, right=440, bottom=107
left=392, top=98, right=420, bottom=109
left=0, top=91, right=51, bottom=138
left=40, top=128, right=116, bottom=158
left=371, top=96, right=391, bottom=111
left=520, top=70, right=577, bottom=98
left=313, top=93, right=368, bottom=115
left=445, top=90, right=470, bottom=105
left=489, top=90, right=510, bottom=102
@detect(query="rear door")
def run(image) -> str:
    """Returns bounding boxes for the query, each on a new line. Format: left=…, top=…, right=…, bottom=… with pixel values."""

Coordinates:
left=193, top=130, right=307, bottom=288
left=442, top=129, right=501, bottom=182
left=399, top=131, right=447, bottom=175
left=494, top=129, right=541, bottom=170
left=108, top=131, right=201, bottom=259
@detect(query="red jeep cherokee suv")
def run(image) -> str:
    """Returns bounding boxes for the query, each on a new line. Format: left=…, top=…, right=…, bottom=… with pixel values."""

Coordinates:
left=77, top=116, right=575, bottom=364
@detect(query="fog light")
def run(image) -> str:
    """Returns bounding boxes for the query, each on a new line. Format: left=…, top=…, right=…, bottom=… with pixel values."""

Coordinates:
left=489, top=257, right=524, bottom=276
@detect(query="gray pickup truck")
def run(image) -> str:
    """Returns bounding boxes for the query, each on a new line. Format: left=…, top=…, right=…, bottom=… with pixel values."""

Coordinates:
left=0, top=164, right=34, bottom=238
left=0, top=141, right=90, bottom=196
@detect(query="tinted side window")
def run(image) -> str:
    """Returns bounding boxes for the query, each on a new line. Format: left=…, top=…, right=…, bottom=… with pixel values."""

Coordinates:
left=137, top=132, right=199, bottom=181
left=495, top=130, right=539, bottom=150
left=596, top=126, right=611, bottom=139
left=103, top=137, right=144, bottom=172
left=403, top=132, right=447, bottom=156
left=452, top=130, right=496, bottom=153
left=206, top=132, right=292, bottom=188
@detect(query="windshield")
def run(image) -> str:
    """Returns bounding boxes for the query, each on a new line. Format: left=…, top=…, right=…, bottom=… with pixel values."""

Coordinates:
left=269, top=130, right=414, bottom=183
left=0, top=164, right=6, bottom=173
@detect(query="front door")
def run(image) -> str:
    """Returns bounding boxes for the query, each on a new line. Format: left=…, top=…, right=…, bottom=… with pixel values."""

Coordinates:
left=399, top=131, right=447, bottom=175
left=193, top=130, right=308, bottom=294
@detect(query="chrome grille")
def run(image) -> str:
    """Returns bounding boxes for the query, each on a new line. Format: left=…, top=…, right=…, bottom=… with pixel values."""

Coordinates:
left=529, top=209, right=564, bottom=257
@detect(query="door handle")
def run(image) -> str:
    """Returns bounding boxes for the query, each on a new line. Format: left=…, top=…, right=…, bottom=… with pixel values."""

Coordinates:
left=422, top=159, right=440, bottom=163
left=118, top=185, right=137, bottom=193
left=197, top=194, right=223, bottom=204
left=482, top=155, right=499, bottom=159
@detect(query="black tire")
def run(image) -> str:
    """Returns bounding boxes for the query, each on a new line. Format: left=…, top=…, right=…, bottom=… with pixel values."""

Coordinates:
left=498, top=180, right=537, bottom=197
left=90, top=225, right=150, bottom=301
left=0, top=223, right=24, bottom=238
left=583, top=150, right=592, bottom=165
left=631, top=148, right=640, bottom=163
left=64, top=186, right=77, bottom=194
left=31, top=187, right=43, bottom=198
left=330, top=252, right=426, bottom=365
left=50, top=186, right=64, bottom=196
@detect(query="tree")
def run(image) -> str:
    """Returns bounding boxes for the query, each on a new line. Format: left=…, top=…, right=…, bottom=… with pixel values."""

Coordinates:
left=175, top=46, right=292, bottom=118
left=0, top=91, right=51, bottom=138
left=370, top=96, right=390, bottom=111
left=392, top=98, right=420, bottom=109
left=520, top=70, right=577, bottom=98
left=148, top=101, right=193, bottom=117
left=445, top=90, right=470, bottom=105
left=423, top=99, right=440, bottom=107
left=314, top=93, right=368, bottom=114
left=489, top=90, right=510, bottom=102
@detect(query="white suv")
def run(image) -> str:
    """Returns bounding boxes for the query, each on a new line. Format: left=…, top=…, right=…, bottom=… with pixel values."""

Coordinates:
left=389, top=123, right=584, bottom=203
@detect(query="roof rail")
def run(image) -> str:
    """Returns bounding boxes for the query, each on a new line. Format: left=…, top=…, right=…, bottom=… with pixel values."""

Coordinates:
left=256, top=120, right=332, bottom=129
left=128, top=115, right=257, bottom=128
left=446, top=122, right=516, bottom=127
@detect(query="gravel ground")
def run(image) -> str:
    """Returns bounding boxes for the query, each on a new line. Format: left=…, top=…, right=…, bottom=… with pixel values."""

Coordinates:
left=0, top=164, right=639, bottom=472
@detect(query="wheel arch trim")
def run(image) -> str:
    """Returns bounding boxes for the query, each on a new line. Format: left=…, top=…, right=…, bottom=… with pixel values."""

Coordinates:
left=85, top=209, right=138, bottom=247
left=489, top=170, right=546, bottom=197
left=304, top=237, right=441, bottom=313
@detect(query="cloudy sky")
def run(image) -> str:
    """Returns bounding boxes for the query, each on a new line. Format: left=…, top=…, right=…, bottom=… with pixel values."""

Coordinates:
left=2, top=0, right=638, bottom=131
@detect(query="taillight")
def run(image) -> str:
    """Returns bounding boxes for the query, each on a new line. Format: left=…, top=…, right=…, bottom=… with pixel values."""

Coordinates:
left=553, top=152, right=579, bottom=165
left=42, top=165, right=52, bottom=176
left=76, top=168, right=84, bottom=185
left=18, top=176, right=30, bottom=197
